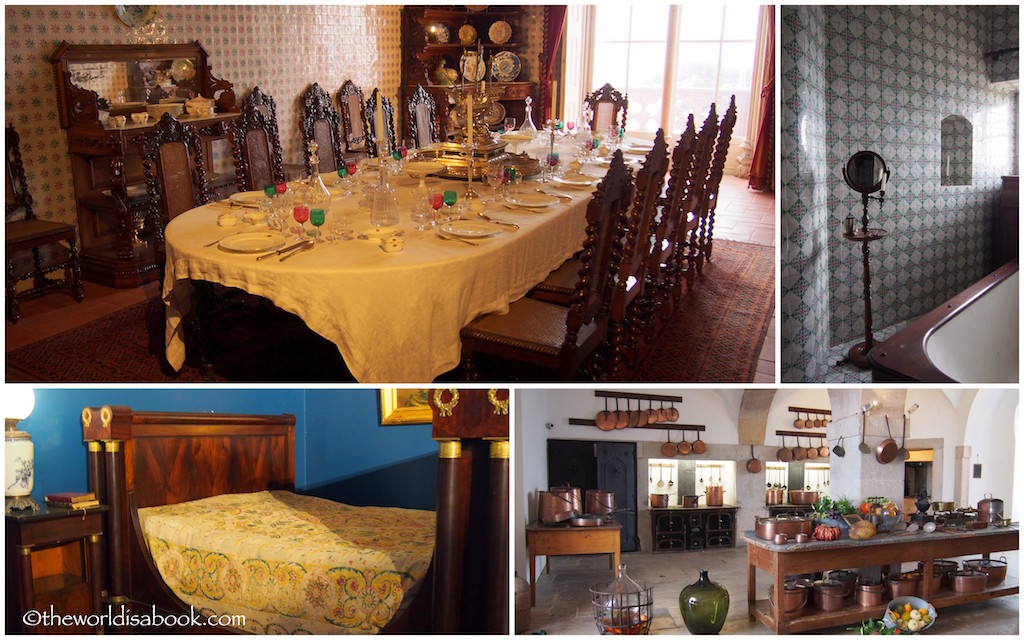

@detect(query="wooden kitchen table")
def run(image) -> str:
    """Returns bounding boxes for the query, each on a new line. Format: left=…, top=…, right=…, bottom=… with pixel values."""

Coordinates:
left=744, top=526, right=1019, bottom=634
left=526, top=520, right=621, bottom=605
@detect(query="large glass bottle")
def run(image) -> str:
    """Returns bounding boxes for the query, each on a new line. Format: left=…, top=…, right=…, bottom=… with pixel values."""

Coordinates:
left=304, top=140, right=331, bottom=222
left=678, top=569, right=730, bottom=634
left=518, top=95, right=538, bottom=139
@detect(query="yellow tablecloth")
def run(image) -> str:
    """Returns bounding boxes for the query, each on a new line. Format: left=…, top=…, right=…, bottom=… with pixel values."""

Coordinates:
left=164, top=145, right=599, bottom=381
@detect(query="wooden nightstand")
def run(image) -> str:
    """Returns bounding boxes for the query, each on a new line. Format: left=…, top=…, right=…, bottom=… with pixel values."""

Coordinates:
left=6, top=504, right=107, bottom=634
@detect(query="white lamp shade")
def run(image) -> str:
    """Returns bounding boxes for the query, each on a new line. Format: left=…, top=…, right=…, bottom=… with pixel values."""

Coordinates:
left=4, top=386, right=35, bottom=421
left=5, top=436, right=34, bottom=498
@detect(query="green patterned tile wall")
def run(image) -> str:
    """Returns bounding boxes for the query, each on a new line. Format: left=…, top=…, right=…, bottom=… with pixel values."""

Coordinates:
left=781, top=5, right=1019, bottom=381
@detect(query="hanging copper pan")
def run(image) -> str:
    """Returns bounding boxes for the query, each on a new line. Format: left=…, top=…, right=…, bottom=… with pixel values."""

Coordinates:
left=678, top=430, right=692, bottom=455
left=692, top=429, right=707, bottom=454
left=614, top=398, right=629, bottom=429
left=793, top=436, right=807, bottom=460
left=818, top=436, right=830, bottom=458
left=746, top=444, right=763, bottom=473
left=595, top=397, right=615, bottom=431
left=813, top=413, right=823, bottom=428
left=777, top=435, right=793, bottom=462
left=876, top=415, right=898, bottom=464
left=667, top=402, right=680, bottom=422
left=793, top=411, right=804, bottom=429
left=661, top=430, right=677, bottom=457
left=806, top=437, right=818, bottom=459
left=626, top=399, right=639, bottom=428
left=638, top=400, right=651, bottom=426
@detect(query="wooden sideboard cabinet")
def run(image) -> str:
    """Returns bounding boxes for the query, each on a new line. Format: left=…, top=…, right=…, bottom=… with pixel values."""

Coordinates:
left=400, top=6, right=541, bottom=140
left=650, top=506, right=738, bottom=552
left=50, top=41, right=239, bottom=287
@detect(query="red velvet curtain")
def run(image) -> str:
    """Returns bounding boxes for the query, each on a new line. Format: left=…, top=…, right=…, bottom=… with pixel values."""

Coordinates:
left=747, top=11, right=775, bottom=192
left=540, top=6, right=568, bottom=123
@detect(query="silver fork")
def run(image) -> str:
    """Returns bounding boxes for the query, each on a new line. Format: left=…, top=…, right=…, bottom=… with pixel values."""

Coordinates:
left=280, top=242, right=314, bottom=261
left=436, top=231, right=477, bottom=246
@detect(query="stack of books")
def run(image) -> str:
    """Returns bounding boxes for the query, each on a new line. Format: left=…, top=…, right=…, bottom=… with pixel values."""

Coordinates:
left=44, top=492, right=100, bottom=509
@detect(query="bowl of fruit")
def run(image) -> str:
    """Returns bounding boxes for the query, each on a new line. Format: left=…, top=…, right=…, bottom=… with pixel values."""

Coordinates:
left=883, top=596, right=936, bottom=633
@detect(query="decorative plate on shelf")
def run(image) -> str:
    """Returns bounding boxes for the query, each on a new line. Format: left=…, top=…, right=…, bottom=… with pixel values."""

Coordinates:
left=114, top=5, right=160, bottom=27
left=430, top=24, right=450, bottom=44
left=488, top=20, right=512, bottom=45
left=460, top=52, right=486, bottom=83
left=483, top=100, right=506, bottom=125
left=491, top=51, right=521, bottom=82
left=458, top=23, right=478, bottom=45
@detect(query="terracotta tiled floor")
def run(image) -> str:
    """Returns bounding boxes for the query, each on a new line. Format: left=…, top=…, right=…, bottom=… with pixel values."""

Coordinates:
left=7, top=175, right=777, bottom=381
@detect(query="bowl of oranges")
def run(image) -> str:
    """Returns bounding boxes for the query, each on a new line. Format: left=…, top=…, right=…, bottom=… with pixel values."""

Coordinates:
left=883, top=596, right=936, bottom=633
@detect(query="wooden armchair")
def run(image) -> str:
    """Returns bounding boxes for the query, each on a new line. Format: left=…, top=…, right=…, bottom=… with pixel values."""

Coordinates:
left=585, top=83, right=628, bottom=134
left=337, top=80, right=368, bottom=161
left=407, top=84, right=439, bottom=149
left=459, top=151, right=633, bottom=381
left=299, top=83, right=344, bottom=175
left=231, top=86, right=286, bottom=192
left=365, top=88, right=397, bottom=158
left=5, top=123, right=84, bottom=322
left=697, top=95, right=738, bottom=270
left=136, top=112, right=212, bottom=278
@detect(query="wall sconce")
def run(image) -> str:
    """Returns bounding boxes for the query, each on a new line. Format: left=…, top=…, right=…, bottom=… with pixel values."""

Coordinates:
left=5, top=387, right=38, bottom=513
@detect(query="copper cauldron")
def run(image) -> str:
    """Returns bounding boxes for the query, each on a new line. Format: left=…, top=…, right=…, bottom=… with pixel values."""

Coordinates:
left=538, top=491, right=574, bottom=524
left=586, top=490, right=615, bottom=517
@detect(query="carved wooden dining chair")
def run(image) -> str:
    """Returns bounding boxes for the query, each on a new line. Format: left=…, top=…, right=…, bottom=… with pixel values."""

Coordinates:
left=5, top=123, right=84, bottom=323
left=696, top=95, right=738, bottom=271
left=365, top=88, right=398, bottom=158
left=136, top=112, right=212, bottom=280
left=407, top=84, right=439, bottom=149
left=584, top=83, right=628, bottom=134
left=459, top=151, right=633, bottom=381
left=337, top=80, right=368, bottom=161
left=299, top=83, right=344, bottom=175
left=231, top=85, right=286, bottom=192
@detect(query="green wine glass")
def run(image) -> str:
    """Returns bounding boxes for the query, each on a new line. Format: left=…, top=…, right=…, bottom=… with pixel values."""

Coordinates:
left=310, top=208, right=325, bottom=243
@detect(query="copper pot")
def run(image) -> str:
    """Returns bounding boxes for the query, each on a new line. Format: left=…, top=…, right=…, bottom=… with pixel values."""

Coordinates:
left=705, top=484, right=724, bottom=506
left=826, top=570, right=858, bottom=598
left=789, top=490, right=819, bottom=505
left=962, top=556, right=1007, bottom=586
left=586, top=490, right=614, bottom=517
left=769, top=582, right=809, bottom=619
left=813, top=580, right=845, bottom=611
left=918, top=559, right=958, bottom=589
left=766, top=488, right=784, bottom=505
left=550, top=486, right=581, bottom=515
left=682, top=495, right=700, bottom=508
left=951, top=570, right=988, bottom=594
left=650, top=493, right=669, bottom=508
left=538, top=491, right=574, bottom=524
left=856, top=581, right=884, bottom=607
left=754, top=515, right=813, bottom=540
left=888, top=572, right=921, bottom=598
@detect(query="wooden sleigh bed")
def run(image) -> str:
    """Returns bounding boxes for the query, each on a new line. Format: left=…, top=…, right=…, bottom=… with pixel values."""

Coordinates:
left=80, top=391, right=509, bottom=634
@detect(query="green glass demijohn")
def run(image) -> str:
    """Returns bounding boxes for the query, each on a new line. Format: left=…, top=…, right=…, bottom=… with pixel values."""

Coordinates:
left=678, top=569, right=729, bottom=634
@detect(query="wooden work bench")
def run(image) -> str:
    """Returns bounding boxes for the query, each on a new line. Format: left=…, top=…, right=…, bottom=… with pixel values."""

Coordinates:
left=526, top=520, right=621, bottom=605
left=744, top=526, right=1019, bottom=634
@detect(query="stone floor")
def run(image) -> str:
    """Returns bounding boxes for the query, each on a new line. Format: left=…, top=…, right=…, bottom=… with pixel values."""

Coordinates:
left=523, top=544, right=1019, bottom=635
left=816, top=321, right=912, bottom=383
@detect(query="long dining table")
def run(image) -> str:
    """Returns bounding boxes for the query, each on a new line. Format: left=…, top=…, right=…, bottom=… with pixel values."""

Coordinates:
left=162, top=137, right=630, bottom=382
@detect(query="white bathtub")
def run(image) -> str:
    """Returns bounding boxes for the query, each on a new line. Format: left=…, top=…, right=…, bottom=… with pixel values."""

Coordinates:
left=869, top=261, right=1019, bottom=382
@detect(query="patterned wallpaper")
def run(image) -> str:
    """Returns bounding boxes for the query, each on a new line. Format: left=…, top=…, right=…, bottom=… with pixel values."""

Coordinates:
left=4, top=4, right=404, bottom=230
left=780, top=6, right=830, bottom=382
left=781, top=5, right=1019, bottom=381
left=987, top=5, right=1019, bottom=83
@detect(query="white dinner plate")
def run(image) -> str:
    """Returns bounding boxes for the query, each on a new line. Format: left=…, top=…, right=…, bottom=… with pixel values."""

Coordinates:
left=228, top=191, right=265, bottom=208
left=554, top=174, right=598, bottom=189
left=624, top=146, right=650, bottom=156
left=218, top=231, right=286, bottom=253
left=507, top=193, right=559, bottom=208
left=440, top=220, right=503, bottom=238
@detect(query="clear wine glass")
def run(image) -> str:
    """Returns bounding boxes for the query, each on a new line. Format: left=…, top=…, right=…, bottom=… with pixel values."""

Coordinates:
left=503, top=117, right=517, bottom=134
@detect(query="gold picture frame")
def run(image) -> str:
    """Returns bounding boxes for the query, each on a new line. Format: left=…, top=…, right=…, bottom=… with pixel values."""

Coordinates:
left=378, top=388, right=432, bottom=425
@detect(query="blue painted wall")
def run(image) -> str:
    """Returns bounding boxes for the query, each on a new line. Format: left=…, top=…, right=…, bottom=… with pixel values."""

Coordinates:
left=15, top=388, right=437, bottom=511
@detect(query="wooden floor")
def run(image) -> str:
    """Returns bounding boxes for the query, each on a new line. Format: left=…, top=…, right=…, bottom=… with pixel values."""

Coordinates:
left=6, top=175, right=777, bottom=378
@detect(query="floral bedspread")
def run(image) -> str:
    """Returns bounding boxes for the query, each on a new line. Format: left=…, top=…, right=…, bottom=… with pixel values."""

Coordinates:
left=138, top=490, right=435, bottom=634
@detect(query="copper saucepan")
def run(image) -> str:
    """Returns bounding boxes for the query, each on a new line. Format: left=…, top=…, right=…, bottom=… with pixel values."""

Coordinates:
left=746, top=444, right=763, bottom=473
left=692, top=429, right=707, bottom=454
left=614, top=398, right=629, bottom=429
left=793, top=436, right=807, bottom=460
left=595, top=397, right=615, bottom=431
left=678, top=429, right=692, bottom=455
left=806, top=436, right=818, bottom=459
left=777, top=435, right=793, bottom=462
left=876, top=415, right=898, bottom=464
left=818, top=436, right=830, bottom=458
left=661, top=430, right=677, bottom=457
left=667, top=401, right=680, bottom=422
left=794, top=411, right=804, bottom=429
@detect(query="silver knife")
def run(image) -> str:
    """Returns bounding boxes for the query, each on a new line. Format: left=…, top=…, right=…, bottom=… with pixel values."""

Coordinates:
left=256, top=240, right=310, bottom=261
left=280, top=242, right=314, bottom=261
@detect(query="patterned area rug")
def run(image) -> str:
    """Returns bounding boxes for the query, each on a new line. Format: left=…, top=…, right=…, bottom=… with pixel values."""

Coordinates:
left=6, top=240, right=774, bottom=382
left=633, top=239, right=775, bottom=382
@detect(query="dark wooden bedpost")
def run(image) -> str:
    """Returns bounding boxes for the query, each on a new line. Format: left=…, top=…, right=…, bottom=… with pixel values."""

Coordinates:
left=432, top=438, right=470, bottom=632
left=486, top=438, right=510, bottom=634
left=431, top=388, right=510, bottom=634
